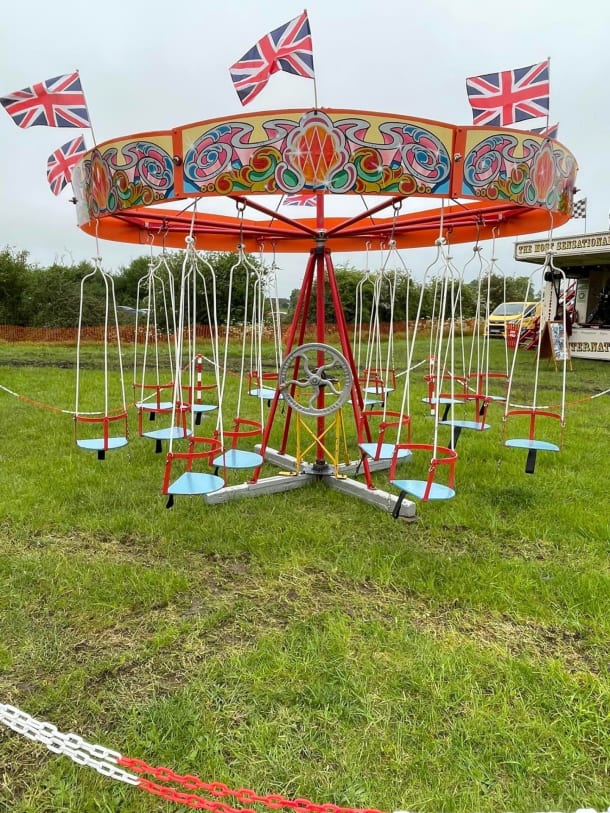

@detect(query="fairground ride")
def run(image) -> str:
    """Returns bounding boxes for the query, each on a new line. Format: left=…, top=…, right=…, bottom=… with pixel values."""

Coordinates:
left=71, top=107, right=578, bottom=517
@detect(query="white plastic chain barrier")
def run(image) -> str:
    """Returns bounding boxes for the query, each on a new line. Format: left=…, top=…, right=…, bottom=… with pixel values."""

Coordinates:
left=1, top=703, right=609, bottom=813
left=0, top=704, right=138, bottom=786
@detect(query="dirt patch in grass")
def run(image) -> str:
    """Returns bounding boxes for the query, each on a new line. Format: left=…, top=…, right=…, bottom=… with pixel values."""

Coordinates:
left=408, top=604, right=601, bottom=674
left=2, top=561, right=604, bottom=733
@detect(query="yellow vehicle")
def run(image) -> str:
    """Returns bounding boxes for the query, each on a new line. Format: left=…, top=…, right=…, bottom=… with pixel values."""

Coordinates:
left=486, top=301, right=541, bottom=338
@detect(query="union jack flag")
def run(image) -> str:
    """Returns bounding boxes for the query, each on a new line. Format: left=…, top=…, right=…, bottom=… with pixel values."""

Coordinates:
left=46, top=136, right=87, bottom=196
left=229, top=11, right=315, bottom=106
left=466, top=60, right=550, bottom=127
left=283, top=193, right=316, bottom=206
left=0, top=71, right=91, bottom=129
left=530, top=122, right=559, bottom=139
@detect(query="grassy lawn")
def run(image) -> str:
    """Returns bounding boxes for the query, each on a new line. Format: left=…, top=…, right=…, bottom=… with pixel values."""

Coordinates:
left=1, top=338, right=609, bottom=813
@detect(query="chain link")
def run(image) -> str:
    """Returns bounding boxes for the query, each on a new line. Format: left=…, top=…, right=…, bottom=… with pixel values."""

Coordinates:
left=120, top=756, right=383, bottom=813
left=0, top=704, right=138, bottom=786
left=3, top=704, right=610, bottom=813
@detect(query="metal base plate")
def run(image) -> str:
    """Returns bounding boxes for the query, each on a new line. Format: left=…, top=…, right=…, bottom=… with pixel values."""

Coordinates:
left=202, top=446, right=417, bottom=519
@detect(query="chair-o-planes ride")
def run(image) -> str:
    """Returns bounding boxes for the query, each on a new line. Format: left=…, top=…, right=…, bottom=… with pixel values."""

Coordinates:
left=71, top=107, right=578, bottom=517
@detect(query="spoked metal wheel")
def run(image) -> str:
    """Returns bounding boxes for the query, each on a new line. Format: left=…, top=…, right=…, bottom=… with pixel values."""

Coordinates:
left=279, top=343, right=353, bottom=417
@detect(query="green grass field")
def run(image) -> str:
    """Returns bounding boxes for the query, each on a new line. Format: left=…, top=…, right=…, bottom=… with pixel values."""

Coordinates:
left=1, top=339, right=609, bottom=813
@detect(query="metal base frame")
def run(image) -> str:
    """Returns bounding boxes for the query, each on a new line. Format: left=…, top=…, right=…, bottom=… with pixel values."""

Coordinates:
left=203, top=446, right=416, bottom=519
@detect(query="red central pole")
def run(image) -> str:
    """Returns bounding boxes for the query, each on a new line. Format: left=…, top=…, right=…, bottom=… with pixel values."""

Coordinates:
left=315, top=192, right=327, bottom=465
left=251, top=191, right=371, bottom=481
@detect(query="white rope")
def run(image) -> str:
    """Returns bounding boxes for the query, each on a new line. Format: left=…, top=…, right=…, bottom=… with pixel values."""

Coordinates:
left=75, top=256, right=127, bottom=425
left=134, top=248, right=177, bottom=406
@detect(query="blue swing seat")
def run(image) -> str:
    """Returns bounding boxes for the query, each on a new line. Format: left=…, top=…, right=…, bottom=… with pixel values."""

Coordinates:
left=167, top=471, right=224, bottom=496
left=358, top=442, right=412, bottom=461
left=213, top=449, right=264, bottom=469
left=249, top=386, right=281, bottom=400
left=143, top=426, right=192, bottom=441
left=503, top=407, right=564, bottom=474
left=388, top=442, right=457, bottom=509
left=137, top=400, right=173, bottom=412
left=76, top=437, right=128, bottom=451
left=390, top=478, right=456, bottom=501
left=441, top=419, right=490, bottom=431
left=421, top=396, right=459, bottom=406
left=505, top=438, right=559, bottom=452
left=190, top=403, right=217, bottom=414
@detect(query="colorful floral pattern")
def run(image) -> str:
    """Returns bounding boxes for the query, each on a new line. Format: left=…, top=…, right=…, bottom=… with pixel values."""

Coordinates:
left=77, top=139, right=174, bottom=218
left=182, top=110, right=452, bottom=196
left=462, top=133, right=577, bottom=212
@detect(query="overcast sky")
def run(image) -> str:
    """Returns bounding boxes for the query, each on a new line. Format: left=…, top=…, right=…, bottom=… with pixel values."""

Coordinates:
left=2, top=0, right=609, bottom=295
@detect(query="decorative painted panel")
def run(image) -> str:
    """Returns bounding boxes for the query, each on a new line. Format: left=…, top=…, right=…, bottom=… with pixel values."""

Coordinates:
left=180, top=109, right=454, bottom=197
left=72, top=134, right=175, bottom=222
left=459, top=129, right=577, bottom=213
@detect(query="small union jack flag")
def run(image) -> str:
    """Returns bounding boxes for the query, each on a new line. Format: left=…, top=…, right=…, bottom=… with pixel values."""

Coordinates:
left=531, top=123, right=559, bottom=139
left=46, top=136, right=87, bottom=196
left=466, top=60, right=550, bottom=127
left=0, top=71, right=91, bottom=129
left=283, top=193, right=316, bottom=206
left=229, top=11, right=315, bottom=106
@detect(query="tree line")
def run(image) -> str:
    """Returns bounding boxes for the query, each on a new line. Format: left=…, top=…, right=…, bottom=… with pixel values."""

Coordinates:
left=0, top=246, right=532, bottom=328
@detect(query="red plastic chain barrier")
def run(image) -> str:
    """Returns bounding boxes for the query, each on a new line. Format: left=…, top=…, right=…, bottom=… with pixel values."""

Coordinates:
left=119, top=757, right=385, bottom=813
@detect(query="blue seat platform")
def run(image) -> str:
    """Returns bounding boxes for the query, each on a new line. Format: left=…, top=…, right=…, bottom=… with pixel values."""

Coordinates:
left=167, top=472, right=224, bottom=496
left=421, top=396, right=461, bottom=421
left=440, top=419, right=490, bottom=449
left=143, top=426, right=192, bottom=440
left=505, top=438, right=559, bottom=452
left=505, top=437, right=559, bottom=474
left=136, top=401, right=174, bottom=411
left=76, top=436, right=128, bottom=460
left=390, top=478, right=455, bottom=501
left=422, top=396, right=458, bottom=405
left=363, top=385, right=394, bottom=395
left=143, top=426, right=192, bottom=454
left=190, top=403, right=217, bottom=425
left=249, top=386, right=281, bottom=399
left=213, top=449, right=264, bottom=470
left=441, top=420, right=490, bottom=431
left=165, top=471, right=225, bottom=508
left=358, top=442, right=412, bottom=461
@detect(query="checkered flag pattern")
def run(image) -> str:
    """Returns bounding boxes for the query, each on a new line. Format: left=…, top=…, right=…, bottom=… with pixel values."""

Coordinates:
left=572, top=198, right=587, bottom=218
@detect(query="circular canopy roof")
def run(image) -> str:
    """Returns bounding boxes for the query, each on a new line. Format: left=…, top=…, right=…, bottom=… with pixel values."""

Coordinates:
left=72, top=108, right=578, bottom=253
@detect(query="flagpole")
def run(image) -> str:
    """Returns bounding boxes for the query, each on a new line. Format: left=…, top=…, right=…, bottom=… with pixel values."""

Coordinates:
left=76, top=68, right=98, bottom=147
left=304, top=8, right=318, bottom=108
left=545, top=55, right=551, bottom=133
